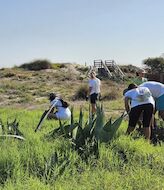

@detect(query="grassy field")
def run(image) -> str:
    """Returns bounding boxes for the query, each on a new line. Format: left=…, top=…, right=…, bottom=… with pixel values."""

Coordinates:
left=0, top=107, right=164, bottom=190
left=0, top=64, right=164, bottom=189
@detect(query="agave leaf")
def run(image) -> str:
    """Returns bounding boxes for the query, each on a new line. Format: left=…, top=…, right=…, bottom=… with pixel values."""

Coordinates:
left=69, top=106, right=77, bottom=133
left=72, top=124, right=79, bottom=140
left=0, top=135, right=25, bottom=140
left=93, top=104, right=104, bottom=139
left=74, top=124, right=84, bottom=142
left=71, top=119, right=85, bottom=147
left=110, top=113, right=124, bottom=132
left=83, top=117, right=96, bottom=138
left=103, top=117, right=112, bottom=131
left=69, top=122, right=79, bottom=134
left=99, top=113, right=125, bottom=143
left=6, top=119, right=24, bottom=136
left=59, top=120, right=64, bottom=133
left=79, top=107, right=83, bottom=129
left=98, top=129, right=111, bottom=143
left=44, top=126, right=61, bottom=139
left=75, top=131, right=85, bottom=148
left=83, top=110, right=96, bottom=134
left=70, top=107, right=74, bottom=126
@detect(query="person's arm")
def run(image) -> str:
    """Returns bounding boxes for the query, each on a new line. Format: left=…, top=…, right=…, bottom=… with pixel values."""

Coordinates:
left=85, top=86, right=92, bottom=101
left=89, top=86, right=92, bottom=95
left=49, top=107, right=55, bottom=113
left=87, top=80, right=92, bottom=99
left=124, top=97, right=131, bottom=114
left=50, top=99, right=58, bottom=112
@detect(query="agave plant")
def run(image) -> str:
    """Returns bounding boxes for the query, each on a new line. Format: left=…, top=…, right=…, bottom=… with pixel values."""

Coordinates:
left=45, top=104, right=125, bottom=160
left=0, top=118, right=25, bottom=140
left=94, top=104, right=125, bottom=143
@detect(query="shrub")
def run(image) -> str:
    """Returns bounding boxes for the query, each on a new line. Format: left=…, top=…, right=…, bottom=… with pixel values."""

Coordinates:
left=101, top=88, right=120, bottom=100
left=4, top=72, right=15, bottom=78
left=75, top=65, right=89, bottom=73
left=73, top=85, right=88, bottom=100
left=19, top=59, right=52, bottom=71
left=51, top=63, right=66, bottom=70
left=122, top=68, right=128, bottom=73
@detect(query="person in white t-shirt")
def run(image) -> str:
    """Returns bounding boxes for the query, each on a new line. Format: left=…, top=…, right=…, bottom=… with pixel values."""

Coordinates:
left=88, top=70, right=101, bottom=115
left=124, top=83, right=155, bottom=140
left=139, top=81, right=164, bottom=120
left=47, top=93, right=71, bottom=120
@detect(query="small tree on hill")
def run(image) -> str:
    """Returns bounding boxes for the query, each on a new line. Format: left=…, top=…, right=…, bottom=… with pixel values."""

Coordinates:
left=143, top=57, right=164, bottom=73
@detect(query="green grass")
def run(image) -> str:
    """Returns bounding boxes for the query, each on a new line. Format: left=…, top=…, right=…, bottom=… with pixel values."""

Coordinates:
left=0, top=108, right=164, bottom=190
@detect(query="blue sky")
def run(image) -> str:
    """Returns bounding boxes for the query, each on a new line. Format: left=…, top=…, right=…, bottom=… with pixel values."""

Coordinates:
left=0, top=0, right=164, bottom=68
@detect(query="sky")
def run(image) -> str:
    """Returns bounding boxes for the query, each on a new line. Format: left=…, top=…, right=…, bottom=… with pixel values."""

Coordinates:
left=0, top=0, right=164, bottom=68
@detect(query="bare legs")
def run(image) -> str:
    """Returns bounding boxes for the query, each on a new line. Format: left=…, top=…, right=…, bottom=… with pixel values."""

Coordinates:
left=126, top=126, right=151, bottom=141
left=143, top=127, right=151, bottom=140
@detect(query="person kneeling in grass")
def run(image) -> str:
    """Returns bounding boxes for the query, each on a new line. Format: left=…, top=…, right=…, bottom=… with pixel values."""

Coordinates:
left=47, top=93, right=71, bottom=120
left=124, top=83, right=155, bottom=140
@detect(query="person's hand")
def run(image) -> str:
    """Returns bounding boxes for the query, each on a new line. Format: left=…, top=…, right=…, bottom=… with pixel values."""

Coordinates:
left=85, top=96, right=89, bottom=101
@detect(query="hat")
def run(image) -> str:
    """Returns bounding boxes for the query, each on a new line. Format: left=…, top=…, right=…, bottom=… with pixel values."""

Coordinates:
left=139, top=69, right=146, bottom=74
left=49, top=93, right=56, bottom=101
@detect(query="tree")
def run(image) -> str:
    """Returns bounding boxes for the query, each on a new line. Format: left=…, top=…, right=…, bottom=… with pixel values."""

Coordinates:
left=143, top=57, right=164, bottom=73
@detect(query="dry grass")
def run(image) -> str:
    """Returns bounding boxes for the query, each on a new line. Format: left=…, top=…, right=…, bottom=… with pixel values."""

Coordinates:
left=0, top=64, right=126, bottom=118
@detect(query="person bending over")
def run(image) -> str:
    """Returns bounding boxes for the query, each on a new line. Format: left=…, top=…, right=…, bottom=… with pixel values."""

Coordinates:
left=47, top=93, right=71, bottom=120
left=124, top=83, right=155, bottom=140
left=139, top=81, right=164, bottom=120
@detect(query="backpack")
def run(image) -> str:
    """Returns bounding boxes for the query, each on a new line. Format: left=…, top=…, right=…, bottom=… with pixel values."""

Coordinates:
left=60, top=99, right=69, bottom=108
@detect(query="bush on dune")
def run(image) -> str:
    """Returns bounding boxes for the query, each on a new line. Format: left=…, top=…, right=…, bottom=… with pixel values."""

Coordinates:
left=19, top=59, right=52, bottom=71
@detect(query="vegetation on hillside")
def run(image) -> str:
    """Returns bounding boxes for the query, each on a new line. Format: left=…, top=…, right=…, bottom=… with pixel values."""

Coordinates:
left=143, top=57, right=164, bottom=73
left=19, top=59, right=52, bottom=71
left=0, top=63, right=126, bottom=109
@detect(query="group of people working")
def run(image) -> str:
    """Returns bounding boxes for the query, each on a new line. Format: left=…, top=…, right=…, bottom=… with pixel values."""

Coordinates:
left=46, top=69, right=164, bottom=141
left=124, top=81, right=164, bottom=140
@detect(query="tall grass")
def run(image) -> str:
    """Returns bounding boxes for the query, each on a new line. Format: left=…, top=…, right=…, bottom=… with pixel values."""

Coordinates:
left=0, top=108, right=164, bottom=190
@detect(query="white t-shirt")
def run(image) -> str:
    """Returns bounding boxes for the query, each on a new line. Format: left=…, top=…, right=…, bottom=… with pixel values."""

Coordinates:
left=50, top=98, right=71, bottom=120
left=139, top=81, right=164, bottom=98
left=89, top=78, right=101, bottom=95
left=124, top=86, right=155, bottom=108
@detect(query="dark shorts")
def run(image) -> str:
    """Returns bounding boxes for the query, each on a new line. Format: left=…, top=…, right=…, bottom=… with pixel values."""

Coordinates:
left=129, top=103, right=154, bottom=128
left=90, top=93, right=98, bottom=104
